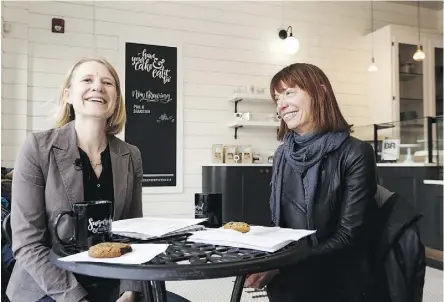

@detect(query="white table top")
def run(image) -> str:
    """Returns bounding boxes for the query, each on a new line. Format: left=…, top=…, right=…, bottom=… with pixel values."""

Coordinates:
left=423, top=180, right=444, bottom=186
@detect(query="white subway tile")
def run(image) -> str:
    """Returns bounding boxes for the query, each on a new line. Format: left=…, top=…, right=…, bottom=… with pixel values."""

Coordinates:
left=2, top=53, right=28, bottom=69
left=1, top=114, right=27, bottom=130
left=1, top=84, right=27, bottom=100
left=1, top=99, right=27, bottom=115
left=2, top=68, right=27, bottom=84
left=2, top=38, right=28, bottom=55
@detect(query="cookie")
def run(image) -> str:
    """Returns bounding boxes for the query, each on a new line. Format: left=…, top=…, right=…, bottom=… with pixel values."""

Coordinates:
left=223, top=221, right=250, bottom=233
left=88, top=242, right=133, bottom=258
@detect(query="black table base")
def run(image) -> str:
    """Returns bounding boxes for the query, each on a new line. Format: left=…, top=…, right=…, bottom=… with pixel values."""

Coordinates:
left=141, top=281, right=168, bottom=302
left=231, top=275, right=247, bottom=302
left=139, top=276, right=246, bottom=302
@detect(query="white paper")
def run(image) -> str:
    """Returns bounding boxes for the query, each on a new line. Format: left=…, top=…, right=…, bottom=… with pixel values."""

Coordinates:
left=58, top=244, right=169, bottom=264
left=113, top=224, right=205, bottom=240
left=112, top=217, right=207, bottom=238
left=188, top=226, right=316, bottom=253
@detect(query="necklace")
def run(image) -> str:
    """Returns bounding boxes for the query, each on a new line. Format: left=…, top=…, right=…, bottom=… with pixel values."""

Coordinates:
left=91, top=161, right=102, bottom=169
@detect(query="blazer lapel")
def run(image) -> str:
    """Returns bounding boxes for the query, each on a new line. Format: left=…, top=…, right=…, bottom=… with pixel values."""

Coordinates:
left=52, top=121, right=84, bottom=205
left=109, top=136, right=130, bottom=220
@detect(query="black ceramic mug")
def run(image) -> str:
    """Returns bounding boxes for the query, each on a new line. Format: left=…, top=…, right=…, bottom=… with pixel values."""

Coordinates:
left=195, top=193, right=222, bottom=228
left=53, top=200, right=113, bottom=249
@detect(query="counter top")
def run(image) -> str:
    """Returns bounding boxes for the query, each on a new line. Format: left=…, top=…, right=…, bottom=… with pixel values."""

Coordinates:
left=376, top=163, right=437, bottom=167
left=203, top=163, right=436, bottom=167
left=423, top=180, right=444, bottom=186
left=203, top=163, right=272, bottom=167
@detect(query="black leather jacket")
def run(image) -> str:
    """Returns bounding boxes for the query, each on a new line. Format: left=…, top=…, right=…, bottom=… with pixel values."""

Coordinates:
left=267, top=136, right=382, bottom=302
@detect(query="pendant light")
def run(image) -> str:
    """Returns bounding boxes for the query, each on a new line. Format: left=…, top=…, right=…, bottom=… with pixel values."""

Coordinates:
left=413, top=1, right=425, bottom=61
left=368, top=0, right=378, bottom=72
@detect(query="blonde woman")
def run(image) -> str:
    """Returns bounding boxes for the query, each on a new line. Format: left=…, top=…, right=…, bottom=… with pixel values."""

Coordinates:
left=6, top=58, right=188, bottom=302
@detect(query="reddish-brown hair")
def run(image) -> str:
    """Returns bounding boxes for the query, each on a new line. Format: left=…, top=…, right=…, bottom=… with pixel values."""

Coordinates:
left=270, top=63, right=352, bottom=140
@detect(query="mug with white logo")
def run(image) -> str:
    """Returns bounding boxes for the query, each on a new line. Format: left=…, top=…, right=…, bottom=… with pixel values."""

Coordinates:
left=53, top=200, right=113, bottom=250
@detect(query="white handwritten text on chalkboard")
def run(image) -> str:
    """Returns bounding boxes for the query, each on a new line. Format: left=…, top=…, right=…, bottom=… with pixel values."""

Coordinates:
left=131, top=49, right=171, bottom=84
left=133, top=104, right=151, bottom=114
left=132, top=89, right=172, bottom=104
left=157, top=113, right=175, bottom=123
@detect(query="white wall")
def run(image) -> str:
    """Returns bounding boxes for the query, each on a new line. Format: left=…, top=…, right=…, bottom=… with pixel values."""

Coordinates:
left=1, top=1, right=442, bottom=217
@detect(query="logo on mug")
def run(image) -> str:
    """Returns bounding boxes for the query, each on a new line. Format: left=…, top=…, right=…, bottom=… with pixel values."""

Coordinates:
left=88, top=218, right=112, bottom=234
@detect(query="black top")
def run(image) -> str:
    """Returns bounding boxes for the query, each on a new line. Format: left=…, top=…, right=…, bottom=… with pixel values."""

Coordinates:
left=78, top=146, right=114, bottom=204
left=76, top=145, right=116, bottom=290
left=281, top=165, right=308, bottom=229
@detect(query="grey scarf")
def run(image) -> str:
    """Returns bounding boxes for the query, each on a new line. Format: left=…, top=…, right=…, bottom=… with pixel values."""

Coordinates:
left=270, top=130, right=349, bottom=228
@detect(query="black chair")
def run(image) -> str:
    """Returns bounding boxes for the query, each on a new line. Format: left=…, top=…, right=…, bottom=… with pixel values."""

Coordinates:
left=2, top=213, right=12, bottom=245
left=1, top=212, right=13, bottom=302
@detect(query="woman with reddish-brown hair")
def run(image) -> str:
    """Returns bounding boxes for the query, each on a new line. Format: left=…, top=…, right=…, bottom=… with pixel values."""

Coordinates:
left=245, top=63, right=383, bottom=301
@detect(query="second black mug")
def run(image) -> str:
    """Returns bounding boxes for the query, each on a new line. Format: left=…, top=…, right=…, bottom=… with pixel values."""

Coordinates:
left=53, top=200, right=113, bottom=250
left=195, top=193, right=222, bottom=228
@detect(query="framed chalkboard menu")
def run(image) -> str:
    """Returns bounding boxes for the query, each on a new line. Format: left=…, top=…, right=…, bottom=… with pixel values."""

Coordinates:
left=124, top=42, right=182, bottom=191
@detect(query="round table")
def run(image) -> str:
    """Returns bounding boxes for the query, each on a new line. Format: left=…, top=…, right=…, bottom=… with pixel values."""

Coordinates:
left=49, top=233, right=312, bottom=302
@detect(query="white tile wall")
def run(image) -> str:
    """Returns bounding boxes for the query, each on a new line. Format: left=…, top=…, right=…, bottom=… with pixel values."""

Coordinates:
left=1, top=1, right=443, bottom=217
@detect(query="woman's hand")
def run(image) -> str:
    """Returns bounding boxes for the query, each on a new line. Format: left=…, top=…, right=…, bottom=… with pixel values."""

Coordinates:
left=245, top=270, right=279, bottom=289
left=116, top=291, right=137, bottom=302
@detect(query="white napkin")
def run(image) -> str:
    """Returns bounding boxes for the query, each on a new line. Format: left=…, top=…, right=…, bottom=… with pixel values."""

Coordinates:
left=59, top=244, right=169, bottom=264
left=188, top=226, right=316, bottom=253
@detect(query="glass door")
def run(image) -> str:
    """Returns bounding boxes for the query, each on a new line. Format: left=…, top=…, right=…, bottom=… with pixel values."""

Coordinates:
left=397, top=43, right=425, bottom=146
left=435, top=47, right=443, bottom=116
left=434, top=47, right=443, bottom=165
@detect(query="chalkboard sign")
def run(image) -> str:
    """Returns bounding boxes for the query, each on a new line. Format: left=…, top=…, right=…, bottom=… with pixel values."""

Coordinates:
left=124, top=42, right=177, bottom=187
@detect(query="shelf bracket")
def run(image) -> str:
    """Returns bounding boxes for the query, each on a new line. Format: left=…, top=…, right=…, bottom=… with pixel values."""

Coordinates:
left=234, top=99, right=243, bottom=113
left=234, top=125, right=243, bottom=139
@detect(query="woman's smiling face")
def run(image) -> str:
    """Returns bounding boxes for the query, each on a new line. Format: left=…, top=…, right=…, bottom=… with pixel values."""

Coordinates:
left=275, top=83, right=313, bottom=135
left=64, top=60, right=118, bottom=121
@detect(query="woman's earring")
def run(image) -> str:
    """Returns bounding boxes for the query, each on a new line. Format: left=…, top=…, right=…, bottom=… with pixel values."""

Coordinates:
left=68, top=104, right=75, bottom=120
left=108, top=119, right=113, bottom=128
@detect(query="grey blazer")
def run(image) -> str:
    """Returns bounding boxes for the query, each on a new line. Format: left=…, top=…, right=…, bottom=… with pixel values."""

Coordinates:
left=6, top=121, right=143, bottom=302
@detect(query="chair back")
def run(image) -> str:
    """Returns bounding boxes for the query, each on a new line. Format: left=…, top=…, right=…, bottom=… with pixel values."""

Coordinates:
left=2, top=213, right=12, bottom=245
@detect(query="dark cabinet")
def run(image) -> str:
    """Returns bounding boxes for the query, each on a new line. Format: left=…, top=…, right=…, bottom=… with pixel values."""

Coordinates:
left=420, top=184, right=443, bottom=251
left=377, top=166, right=443, bottom=251
left=202, top=164, right=443, bottom=251
left=238, top=167, right=272, bottom=226
left=202, top=166, right=272, bottom=226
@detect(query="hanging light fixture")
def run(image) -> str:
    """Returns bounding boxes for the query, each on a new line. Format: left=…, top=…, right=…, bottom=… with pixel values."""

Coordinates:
left=368, top=0, right=378, bottom=72
left=368, top=57, right=378, bottom=72
left=413, top=1, right=425, bottom=61
left=278, top=26, right=300, bottom=55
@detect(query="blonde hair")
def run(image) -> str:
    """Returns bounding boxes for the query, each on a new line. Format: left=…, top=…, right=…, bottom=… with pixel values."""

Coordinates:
left=54, top=57, right=126, bottom=135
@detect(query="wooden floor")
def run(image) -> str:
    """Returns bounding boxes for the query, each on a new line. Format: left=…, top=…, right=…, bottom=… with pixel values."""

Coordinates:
left=426, top=247, right=443, bottom=262
left=426, top=247, right=443, bottom=270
